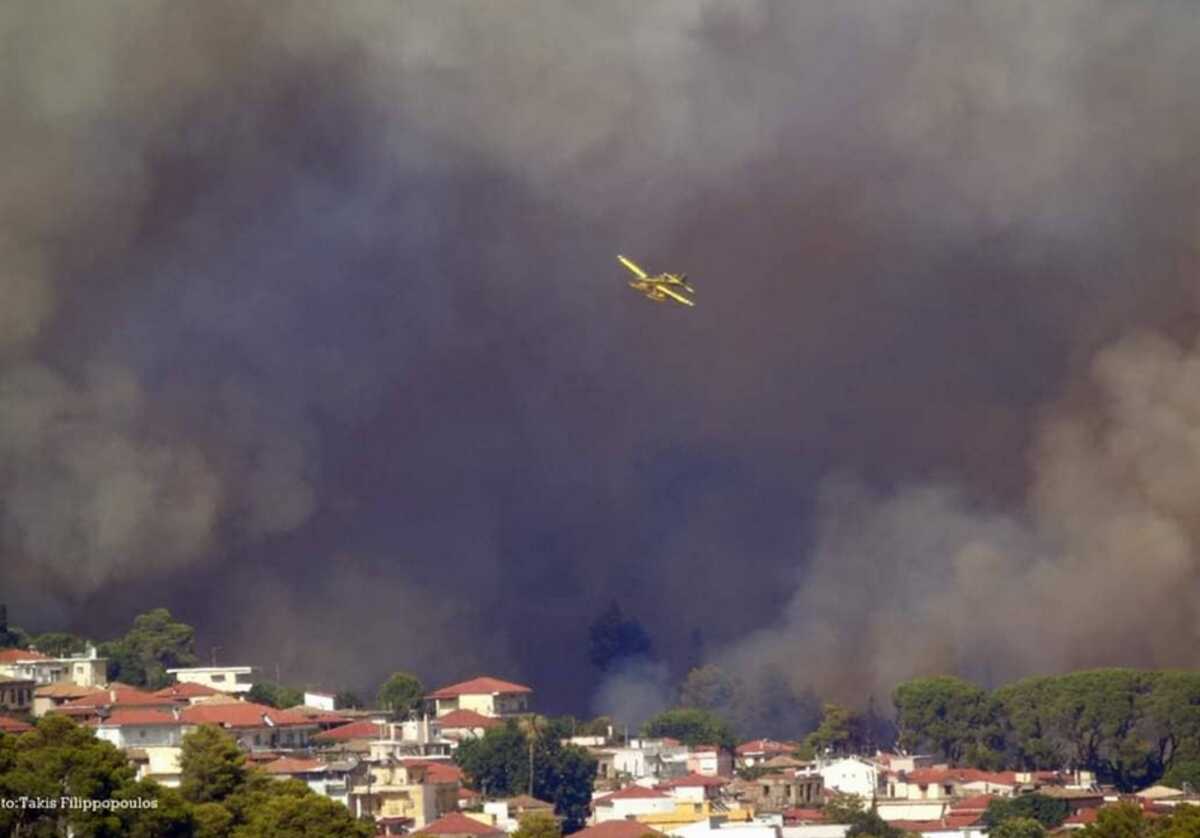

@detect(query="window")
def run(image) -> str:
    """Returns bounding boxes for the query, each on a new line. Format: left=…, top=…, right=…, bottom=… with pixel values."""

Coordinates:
left=943, top=785, right=953, bottom=796
left=210, top=674, right=227, bottom=682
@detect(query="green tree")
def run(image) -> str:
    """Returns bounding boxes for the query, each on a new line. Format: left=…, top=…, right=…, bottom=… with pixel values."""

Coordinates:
left=1078, top=802, right=1147, bottom=837
left=576, top=715, right=614, bottom=737
left=893, top=675, right=1002, bottom=765
left=680, top=665, right=740, bottom=714
left=822, top=794, right=866, bottom=824
left=247, top=681, right=304, bottom=709
left=642, top=707, right=735, bottom=749
left=181, top=725, right=247, bottom=804
left=0, top=604, right=30, bottom=649
left=335, top=690, right=364, bottom=710
left=376, top=671, right=425, bottom=717
left=1162, top=760, right=1200, bottom=791
left=513, top=810, right=562, bottom=838
left=998, top=670, right=1159, bottom=789
left=845, top=808, right=907, bottom=838
left=990, top=817, right=1047, bottom=838
left=806, top=703, right=868, bottom=757
left=101, top=608, right=198, bottom=689
left=0, top=714, right=156, bottom=837
left=232, top=786, right=371, bottom=837
left=455, top=720, right=530, bottom=797
left=194, top=801, right=236, bottom=838
left=983, top=794, right=1069, bottom=830
left=454, top=720, right=596, bottom=831
left=31, top=631, right=90, bottom=658
left=588, top=601, right=653, bottom=672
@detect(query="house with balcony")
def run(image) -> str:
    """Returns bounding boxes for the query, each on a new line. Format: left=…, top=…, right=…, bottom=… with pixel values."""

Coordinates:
left=426, top=677, right=531, bottom=718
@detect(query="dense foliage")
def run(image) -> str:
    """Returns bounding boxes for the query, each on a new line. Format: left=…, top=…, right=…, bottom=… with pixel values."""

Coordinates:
left=376, top=671, right=425, bottom=717
left=1078, top=802, right=1200, bottom=837
left=676, top=664, right=822, bottom=742
left=892, top=669, right=1200, bottom=791
left=454, top=719, right=597, bottom=831
left=641, top=706, right=736, bottom=750
left=983, top=794, right=1070, bottom=830
left=0, top=718, right=370, bottom=838
left=100, top=608, right=199, bottom=689
left=246, top=681, right=305, bottom=709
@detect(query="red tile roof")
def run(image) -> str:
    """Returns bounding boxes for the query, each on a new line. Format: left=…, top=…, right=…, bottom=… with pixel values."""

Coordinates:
left=594, top=786, right=671, bottom=804
left=904, top=768, right=1016, bottom=786
left=736, top=739, right=795, bottom=755
left=62, top=687, right=171, bottom=709
left=92, top=709, right=183, bottom=727
left=438, top=709, right=503, bottom=729
left=0, top=715, right=33, bottom=733
left=570, top=822, right=666, bottom=838
left=179, top=701, right=317, bottom=728
left=412, top=812, right=505, bottom=837
left=950, top=794, right=997, bottom=813
left=0, top=648, right=51, bottom=663
left=262, top=756, right=327, bottom=774
left=658, top=772, right=729, bottom=788
left=314, top=719, right=389, bottom=741
left=154, top=682, right=224, bottom=700
left=427, top=677, right=532, bottom=699
left=424, top=762, right=464, bottom=784
left=34, top=684, right=104, bottom=699
left=782, top=808, right=826, bottom=824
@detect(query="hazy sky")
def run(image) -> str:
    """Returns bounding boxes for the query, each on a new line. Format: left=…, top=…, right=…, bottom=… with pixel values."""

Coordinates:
left=3, top=1, right=1200, bottom=714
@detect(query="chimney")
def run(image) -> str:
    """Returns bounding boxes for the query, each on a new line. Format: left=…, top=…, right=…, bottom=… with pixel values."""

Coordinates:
left=109, top=689, right=117, bottom=703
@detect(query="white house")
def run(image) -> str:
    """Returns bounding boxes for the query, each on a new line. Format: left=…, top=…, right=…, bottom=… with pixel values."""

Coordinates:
left=304, top=691, right=338, bottom=711
left=668, top=820, right=782, bottom=838
left=166, top=666, right=257, bottom=694
left=92, top=709, right=186, bottom=749
left=818, top=758, right=882, bottom=799
left=0, top=646, right=107, bottom=687
left=425, top=676, right=532, bottom=718
left=592, top=786, right=677, bottom=823
left=263, top=756, right=355, bottom=808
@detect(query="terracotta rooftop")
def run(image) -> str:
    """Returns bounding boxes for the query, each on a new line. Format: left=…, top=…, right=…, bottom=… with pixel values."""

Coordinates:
left=61, top=687, right=174, bottom=709
left=594, top=786, right=671, bottom=804
left=570, top=822, right=667, bottom=838
left=0, top=715, right=33, bottom=734
left=658, top=772, right=729, bottom=788
left=92, top=709, right=183, bottom=727
left=179, top=701, right=317, bottom=728
left=0, top=648, right=52, bottom=663
left=313, top=719, right=388, bottom=741
left=427, top=676, right=532, bottom=699
left=154, top=682, right=224, bottom=700
left=34, top=684, right=105, bottom=699
left=438, top=709, right=503, bottom=729
left=412, top=811, right=505, bottom=837
left=262, top=756, right=327, bottom=774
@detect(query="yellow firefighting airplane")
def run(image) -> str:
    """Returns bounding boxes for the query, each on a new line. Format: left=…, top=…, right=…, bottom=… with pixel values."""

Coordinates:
left=618, top=254, right=695, bottom=307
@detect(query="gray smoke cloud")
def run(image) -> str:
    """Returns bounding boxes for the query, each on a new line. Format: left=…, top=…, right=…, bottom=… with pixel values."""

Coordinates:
left=2, top=1, right=1200, bottom=710
left=722, top=329, right=1200, bottom=703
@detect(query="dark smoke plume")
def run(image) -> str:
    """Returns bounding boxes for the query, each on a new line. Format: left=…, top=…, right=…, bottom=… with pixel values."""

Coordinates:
left=3, top=1, right=1200, bottom=712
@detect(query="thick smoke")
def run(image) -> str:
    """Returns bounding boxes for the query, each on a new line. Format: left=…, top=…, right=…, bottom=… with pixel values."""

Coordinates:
left=723, top=330, right=1200, bottom=702
left=3, top=1, right=1200, bottom=710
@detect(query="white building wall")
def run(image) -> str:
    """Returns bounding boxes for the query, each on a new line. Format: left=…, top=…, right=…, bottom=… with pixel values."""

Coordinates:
left=594, top=797, right=678, bottom=823
left=819, top=759, right=879, bottom=799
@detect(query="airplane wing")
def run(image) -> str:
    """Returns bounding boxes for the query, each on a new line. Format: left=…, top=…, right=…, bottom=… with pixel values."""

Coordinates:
left=658, top=285, right=695, bottom=307
left=617, top=254, right=649, bottom=279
